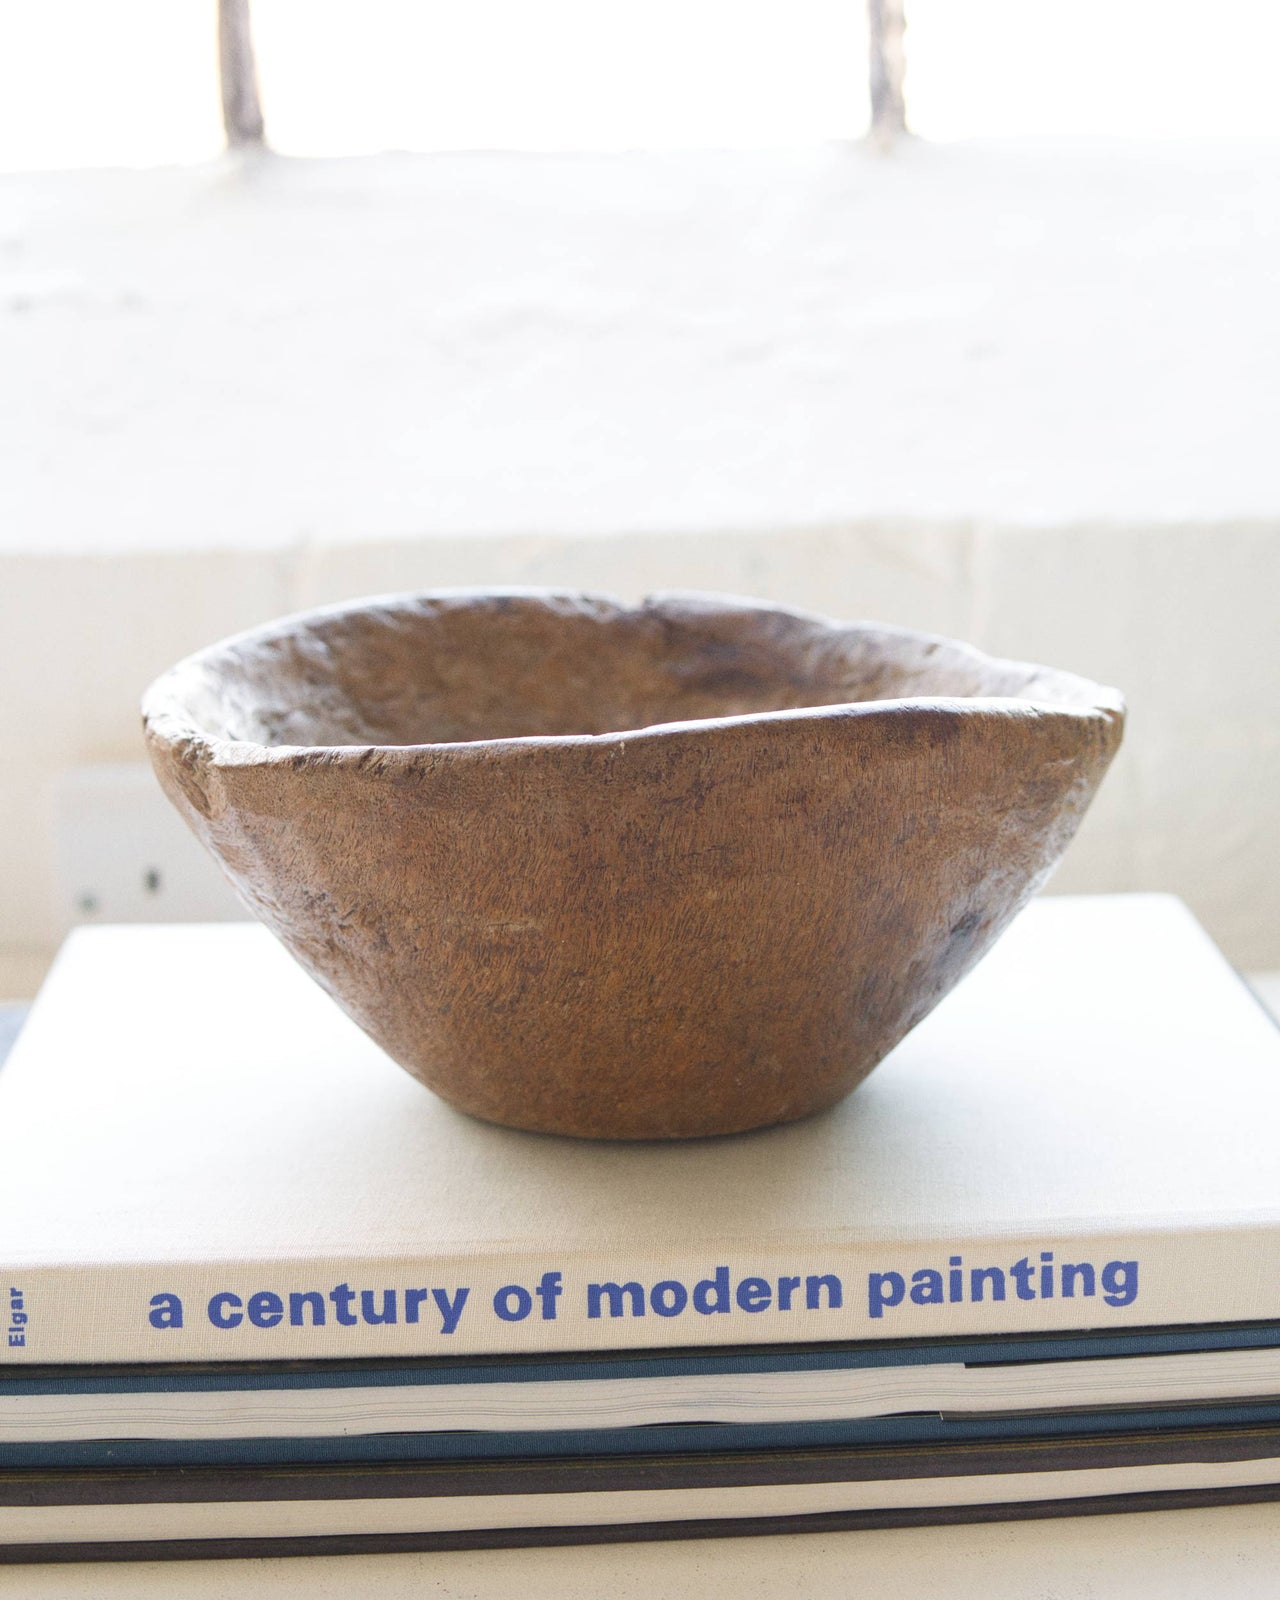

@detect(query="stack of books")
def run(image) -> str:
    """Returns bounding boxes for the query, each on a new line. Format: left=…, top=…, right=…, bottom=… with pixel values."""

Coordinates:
left=3, top=895, right=1280, bottom=1563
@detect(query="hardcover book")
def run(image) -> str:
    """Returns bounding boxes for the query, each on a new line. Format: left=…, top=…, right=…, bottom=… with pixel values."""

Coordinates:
left=5, top=1425, right=1280, bottom=1562
left=2, top=895, right=1279, bottom=1366
left=8, top=1326, right=1280, bottom=1471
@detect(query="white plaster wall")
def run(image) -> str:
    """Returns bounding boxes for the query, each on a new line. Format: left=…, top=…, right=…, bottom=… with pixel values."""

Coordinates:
left=2, top=142, right=1278, bottom=990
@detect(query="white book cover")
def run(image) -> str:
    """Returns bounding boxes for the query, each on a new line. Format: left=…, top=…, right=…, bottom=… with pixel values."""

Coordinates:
left=2, top=894, right=1279, bottom=1363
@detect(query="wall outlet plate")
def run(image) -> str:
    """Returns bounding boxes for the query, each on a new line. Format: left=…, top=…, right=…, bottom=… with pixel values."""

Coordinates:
left=55, top=764, right=247, bottom=930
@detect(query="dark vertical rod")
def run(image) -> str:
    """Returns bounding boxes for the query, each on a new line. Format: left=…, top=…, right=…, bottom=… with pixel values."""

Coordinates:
left=867, top=0, right=907, bottom=142
left=219, top=0, right=266, bottom=149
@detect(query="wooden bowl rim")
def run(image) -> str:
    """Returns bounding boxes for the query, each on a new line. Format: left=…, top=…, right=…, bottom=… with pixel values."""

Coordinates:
left=142, top=587, right=1126, bottom=770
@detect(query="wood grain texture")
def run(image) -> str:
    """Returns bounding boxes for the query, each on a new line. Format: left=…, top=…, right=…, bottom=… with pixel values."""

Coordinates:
left=142, top=591, right=1124, bottom=1139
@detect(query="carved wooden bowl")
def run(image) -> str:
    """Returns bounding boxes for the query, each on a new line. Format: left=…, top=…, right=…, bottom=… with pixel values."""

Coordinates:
left=143, top=591, right=1124, bottom=1139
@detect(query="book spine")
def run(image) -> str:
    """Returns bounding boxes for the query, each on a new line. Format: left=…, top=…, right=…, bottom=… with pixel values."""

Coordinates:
left=5, top=1226, right=1280, bottom=1364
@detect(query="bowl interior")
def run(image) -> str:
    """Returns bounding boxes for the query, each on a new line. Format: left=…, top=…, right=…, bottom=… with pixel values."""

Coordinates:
left=180, top=592, right=1100, bottom=750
